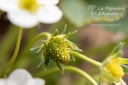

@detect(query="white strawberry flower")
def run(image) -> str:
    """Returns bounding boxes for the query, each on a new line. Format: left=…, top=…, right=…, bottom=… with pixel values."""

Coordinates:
left=0, top=69, right=45, bottom=85
left=0, top=0, right=63, bottom=28
left=115, top=82, right=121, bottom=85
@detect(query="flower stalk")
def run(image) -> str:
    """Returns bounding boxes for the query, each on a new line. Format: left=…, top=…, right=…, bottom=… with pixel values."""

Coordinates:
left=71, top=51, right=102, bottom=67
left=3, top=27, right=23, bottom=75
left=35, top=66, right=98, bottom=85
left=16, top=32, right=51, bottom=63
left=9, top=27, right=23, bottom=66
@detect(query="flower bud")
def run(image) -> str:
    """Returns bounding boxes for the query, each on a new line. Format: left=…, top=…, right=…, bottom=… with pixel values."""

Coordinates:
left=106, top=58, right=124, bottom=79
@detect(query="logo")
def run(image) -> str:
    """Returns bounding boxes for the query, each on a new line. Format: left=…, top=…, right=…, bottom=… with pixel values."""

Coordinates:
left=88, top=4, right=125, bottom=21
left=88, top=4, right=97, bottom=17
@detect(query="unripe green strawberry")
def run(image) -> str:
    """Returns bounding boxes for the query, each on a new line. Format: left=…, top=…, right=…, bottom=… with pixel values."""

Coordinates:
left=43, top=36, right=71, bottom=64
left=31, top=29, right=82, bottom=71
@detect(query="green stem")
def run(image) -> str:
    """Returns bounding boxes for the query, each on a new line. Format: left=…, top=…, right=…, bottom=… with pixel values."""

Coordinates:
left=15, top=32, right=51, bottom=65
left=3, top=27, right=23, bottom=75
left=35, top=66, right=97, bottom=85
left=71, top=51, right=102, bottom=67
left=9, top=27, right=23, bottom=66
left=0, top=26, right=18, bottom=69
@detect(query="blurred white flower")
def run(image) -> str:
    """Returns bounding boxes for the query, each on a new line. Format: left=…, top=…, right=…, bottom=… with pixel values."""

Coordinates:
left=0, top=0, right=63, bottom=28
left=0, top=69, right=45, bottom=85
left=115, top=82, right=121, bottom=85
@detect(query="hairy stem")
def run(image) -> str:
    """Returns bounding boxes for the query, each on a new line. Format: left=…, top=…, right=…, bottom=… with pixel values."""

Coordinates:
left=35, top=66, right=97, bottom=85
left=71, top=51, right=102, bottom=67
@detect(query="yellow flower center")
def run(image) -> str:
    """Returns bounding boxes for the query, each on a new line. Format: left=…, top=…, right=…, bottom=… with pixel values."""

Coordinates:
left=106, top=58, right=124, bottom=79
left=19, top=0, right=39, bottom=13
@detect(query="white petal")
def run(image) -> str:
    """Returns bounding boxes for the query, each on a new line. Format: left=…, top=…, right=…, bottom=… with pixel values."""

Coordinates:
left=7, top=80, right=17, bottom=85
left=37, top=6, right=63, bottom=24
left=27, top=78, right=45, bottom=85
left=37, top=0, right=59, bottom=5
left=0, top=79, right=6, bottom=85
left=8, top=69, right=33, bottom=85
left=0, top=0, right=19, bottom=12
left=114, top=81, right=122, bottom=85
left=7, top=10, right=39, bottom=28
left=115, top=82, right=121, bottom=85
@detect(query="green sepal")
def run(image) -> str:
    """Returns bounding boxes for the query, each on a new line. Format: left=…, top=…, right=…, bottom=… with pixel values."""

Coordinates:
left=119, top=58, right=128, bottom=65
left=111, top=42, right=125, bottom=55
left=31, top=44, right=44, bottom=53
left=121, top=65, right=128, bottom=73
left=70, top=55, right=75, bottom=61
left=98, top=75, right=101, bottom=85
left=37, top=54, right=46, bottom=70
left=56, top=63, right=64, bottom=73
left=68, top=41, right=82, bottom=52
left=52, top=29, right=59, bottom=36
left=102, top=42, right=125, bottom=66
left=64, top=30, right=77, bottom=38
left=108, top=42, right=124, bottom=60
left=30, top=46, right=41, bottom=52
left=36, top=44, right=44, bottom=53
left=61, top=24, right=67, bottom=34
